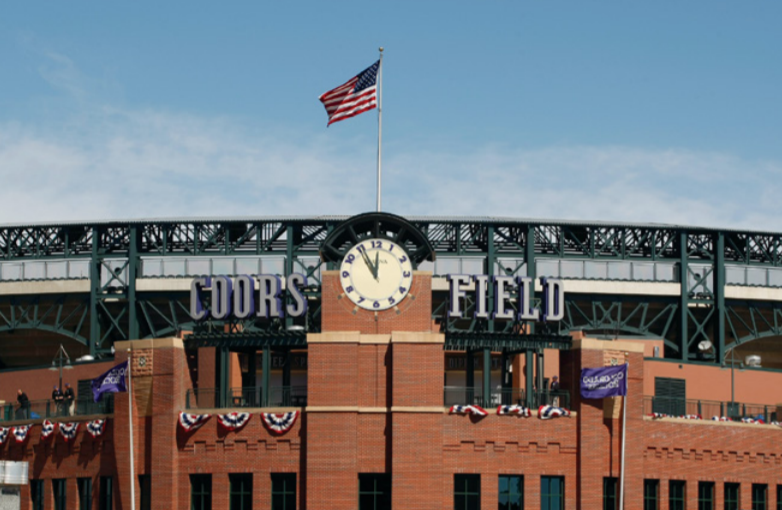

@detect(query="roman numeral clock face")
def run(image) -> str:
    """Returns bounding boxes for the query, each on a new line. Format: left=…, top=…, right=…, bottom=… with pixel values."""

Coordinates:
left=339, top=238, right=414, bottom=310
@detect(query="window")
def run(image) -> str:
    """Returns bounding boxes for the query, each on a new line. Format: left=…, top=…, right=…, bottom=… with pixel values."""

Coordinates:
left=454, top=474, right=481, bottom=510
left=271, top=473, right=296, bottom=510
left=654, top=377, right=686, bottom=416
left=669, top=481, right=686, bottom=510
left=53, top=479, right=67, bottom=510
left=78, top=478, right=93, bottom=510
left=603, top=478, right=618, bottom=510
left=541, top=476, right=564, bottom=510
left=191, top=474, right=212, bottom=510
left=498, top=475, right=523, bottom=510
left=31, top=480, right=44, bottom=510
left=753, top=484, right=768, bottom=510
left=724, top=483, right=740, bottom=510
left=230, top=474, right=252, bottom=510
left=139, top=475, right=151, bottom=510
left=644, top=480, right=659, bottom=510
left=698, top=482, right=715, bottom=510
left=777, top=486, right=782, bottom=510
left=99, top=477, right=113, bottom=510
left=359, top=473, right=391, bottom=510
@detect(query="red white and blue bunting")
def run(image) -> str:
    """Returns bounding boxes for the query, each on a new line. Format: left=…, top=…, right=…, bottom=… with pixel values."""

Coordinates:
left=449, top=405, right=489, bottom=417
left=41, top=420, right=55, bottom=439
left=87, top=419, right=106, bottom=438
left=711, top=416, right=730, bottom=422
left=649, top=413, right=701, bottom=420
left=497, top=405, right=531, bottom=417
left=217, top=412, right=251, bottom=431
left=59, top=422, right=79, bottom=442
left=538, top=405, right=571, bottom=419
left=179, top=412, right=212, bottom=432
left=12, top=425, right=31, bottom=443
left=741, top=417, right=764, bottom=424
left=0, top=427, right=8, bottom=444
left=261, top=411, right=299, bottom=435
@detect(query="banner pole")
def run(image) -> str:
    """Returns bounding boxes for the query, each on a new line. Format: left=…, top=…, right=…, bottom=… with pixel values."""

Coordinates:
left=128, top=348, right=136, bottom=510
left=619, top=362, right=628, bottom=510
left=376, top=47, right=383, bottom=213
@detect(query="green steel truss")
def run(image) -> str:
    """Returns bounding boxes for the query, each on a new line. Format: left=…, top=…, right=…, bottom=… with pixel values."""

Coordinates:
left=0, top=217, right=781, bottom=362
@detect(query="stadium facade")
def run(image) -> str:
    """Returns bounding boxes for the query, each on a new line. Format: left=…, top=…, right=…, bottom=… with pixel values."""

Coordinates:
left=0, top=212, right=781, bottom=510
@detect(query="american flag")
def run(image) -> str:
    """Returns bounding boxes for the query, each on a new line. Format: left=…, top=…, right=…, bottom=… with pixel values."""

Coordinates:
left=319, top=61, right=379, bottom=126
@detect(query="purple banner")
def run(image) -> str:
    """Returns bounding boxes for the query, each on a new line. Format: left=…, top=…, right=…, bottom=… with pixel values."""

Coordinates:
left=91, top=360, right=129, bottom=402
left=580, top=364, right=627, bottom=399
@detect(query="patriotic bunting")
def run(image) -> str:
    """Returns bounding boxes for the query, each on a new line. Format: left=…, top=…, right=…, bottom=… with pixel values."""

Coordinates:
left=0, top=427, right=8, bottom=444
left=59, top=422, right=79, bottom=441
left=649, top=413, right=700, bottom=420
left=650, top=412, right=668, bottom=419
left=217, top=412, right=251, bottom=431
left=41, top=420, right=55, bottom=439
left=538, top=405, right=571, bottom=420
left=497, top=405, right=531, bottom=417
left=741, top=417, right=764, bottom=424
left=711, top=416, right=730, bottom=422
left=261, top=411, right=299, bottom=435
left=87, top=419, right=106, bottom=438
left=179, top=412, right=212, bottom=432
left=448, top=405, right=489, bottom=417
left=12, top=425, right=31, bottom=443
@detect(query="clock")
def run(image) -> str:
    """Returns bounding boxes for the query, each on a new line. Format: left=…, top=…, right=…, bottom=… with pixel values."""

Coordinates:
left=339, top=238, right=414, bottom=310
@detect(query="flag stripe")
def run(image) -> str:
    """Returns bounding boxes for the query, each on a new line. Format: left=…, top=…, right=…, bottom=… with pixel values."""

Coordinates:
left=319, top=61, right=379, bottom=126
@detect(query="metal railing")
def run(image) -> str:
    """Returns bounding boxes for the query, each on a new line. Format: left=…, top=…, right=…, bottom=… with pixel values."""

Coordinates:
left=185, top=386, right=308, bottom=410
left=444, top=386, right=570, bottom=409
left=643, top=396, right=778, bottom=422
left=1, top=396, right=114, bottom=422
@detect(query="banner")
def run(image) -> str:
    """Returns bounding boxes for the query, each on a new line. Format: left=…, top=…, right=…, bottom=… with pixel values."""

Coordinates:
left=580, top=364, right=627, bottom=399
left=87, top=419, right=106, bottom=438
left=92, top=360, right=129, bottom=402
left=261, top=411, right=299, bottom=435
left=179, top=413, right=211, bottom=433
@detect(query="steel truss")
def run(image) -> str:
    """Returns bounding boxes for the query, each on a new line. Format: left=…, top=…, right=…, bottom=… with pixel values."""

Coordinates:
left=0, top=217, right=780, bottom=361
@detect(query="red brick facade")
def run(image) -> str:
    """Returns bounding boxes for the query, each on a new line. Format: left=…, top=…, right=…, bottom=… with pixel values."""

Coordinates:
left=2, top=273, right=782, bottom=510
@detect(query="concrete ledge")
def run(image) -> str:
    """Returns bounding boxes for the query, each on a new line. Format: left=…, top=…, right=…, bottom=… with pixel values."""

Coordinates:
left=571, top=338, right=645, bottom=353
left=115, top=337, right=184, bottom=351
left=306, top=406, right=360, bottom=412
left=358, top=407, right=388, bottom=413
left=190, top=407, right=302, bottom=414
left=306, top=332, right=361, bottom=344
left=391, top=406, right=448, bottom=413
left=390, top=332, right=445, bottom=344
left=360, top=335, right=391, bottom=345
left=643, top=416, right=782, bottom=429
left=0, top=414, right=114, bottom=427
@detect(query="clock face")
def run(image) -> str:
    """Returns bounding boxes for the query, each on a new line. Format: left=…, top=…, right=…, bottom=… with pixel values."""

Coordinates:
left=339, top=238, right=414, bottom=310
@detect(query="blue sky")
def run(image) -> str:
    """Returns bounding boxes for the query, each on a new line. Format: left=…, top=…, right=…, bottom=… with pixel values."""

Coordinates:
left=1, top=1, right=781, bottom=230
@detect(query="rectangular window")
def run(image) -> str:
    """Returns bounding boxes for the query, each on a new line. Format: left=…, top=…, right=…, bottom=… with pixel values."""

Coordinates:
left=654, top=377, right=687, bottom=416
left=271, top=473, right=296, bottom=510
left=78, top=478, right=93, bottom=510
left=359, top=473, right=392, bottom=510
left=725, top=483, right=740, bottom=510
left=753, top=484, right=768, bottom=510
left=139, top=475, right=151, bottom=510
left=777, top=486, right=782, bottom=510
left=230, top=474, right=252, bottom=510
left=454, top=474, right=481, bottom=510
left=53, top=479, right=67, bottom=510
left=31, top=480, right=44, bottom=510
left=541, top=476, right=564, bottom=510
left=498, top=475, right=523, bottom=510
left=190, top=474, right=212, bottom=510
left=603, top=478, right=618, bottom=510
left=669, top=481, right=686, bottom=510
left=698, top=482, right=715, bottom=510
left=644, top=480, right=659, bottom=510
left=99, top=477, right=113, bottom=510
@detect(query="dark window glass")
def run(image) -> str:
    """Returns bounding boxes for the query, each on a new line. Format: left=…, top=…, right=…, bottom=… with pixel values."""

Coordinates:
left=643, top=480, right=659, bottom=510
left=99, top=477, right=113, bottom=510
left=139, top=475, right=151, bottom=510
left=541, top=476, right=564, bottom=510
left=31, top=480, right=45, bottom=510
left=669, top=481, right=686, bottom=510
left=698, top=482, right=715, bottom=510
left=725, top=483, right=740, bottom=510
left=777, top=486, right=782, bottom=510
left=603, top=478, right=618, bottom=510
left=78, top=478, right=93, bottom=510
left=498, top=475, right=523, bottom=510
left=359, top=473, right=392, bottom=510
left=454, top=474, right=481, bottom=510
left=653, top=377, right=687, bottom=416
left=271, top=473, right=296, bottom=510
left=191, top=474, right=212, bottom=510
left=53, top=479, right=67, bottom=510
left=230, top=474, right=252, bottom=510
left=753, top=484, right=768, bottom=510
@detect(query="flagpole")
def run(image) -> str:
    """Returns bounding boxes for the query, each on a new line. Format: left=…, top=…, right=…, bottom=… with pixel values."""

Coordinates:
left=127, top=348, right=136, bottom=510
left=619, top=362, right=628, bottom=510
left=376, top=47, right=384, bottom=213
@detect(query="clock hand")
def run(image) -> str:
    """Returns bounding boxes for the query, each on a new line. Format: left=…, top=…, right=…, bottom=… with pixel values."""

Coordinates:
left=360, top=249, right=374, bottom=275
left=373, top=252, right=380, bottom=281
